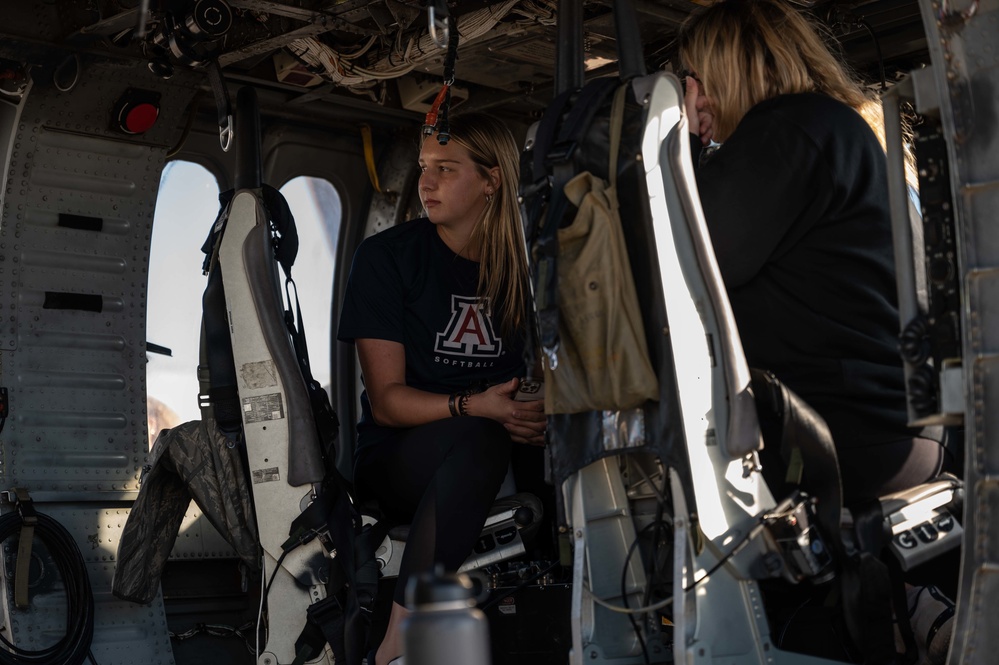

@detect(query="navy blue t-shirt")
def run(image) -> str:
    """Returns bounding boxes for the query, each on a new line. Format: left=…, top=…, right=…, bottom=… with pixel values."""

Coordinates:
left=338, top=217, right=526, bottom=451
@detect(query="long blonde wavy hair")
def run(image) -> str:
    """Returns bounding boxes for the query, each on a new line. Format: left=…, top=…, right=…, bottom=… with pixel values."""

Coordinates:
left=431, top=113, right=529, bottom=337
left=678, top=0, right=886, bottom=147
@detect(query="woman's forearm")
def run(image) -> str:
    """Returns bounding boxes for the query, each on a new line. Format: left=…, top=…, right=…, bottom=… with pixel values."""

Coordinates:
left=367, top=382, right=453, bottom=428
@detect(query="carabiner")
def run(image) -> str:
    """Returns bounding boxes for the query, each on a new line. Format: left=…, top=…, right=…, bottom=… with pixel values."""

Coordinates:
left=427, top=2, right=449, bottom=50
left=219, top=114, right=233, bottom=152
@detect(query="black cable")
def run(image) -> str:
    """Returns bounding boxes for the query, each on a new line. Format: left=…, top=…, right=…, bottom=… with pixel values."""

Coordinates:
left=255, top=547, right=291, bottom=658
left=683, top=520, right=768, bottom=594
left=0, top=510, right=95, bottom=665
left=621, top=528, right=653, bottom=665
left=591, top=516, right=769, bottom=618
left=166, top=90, right=204, bottom=159
left=620, top=471, right=672, bottom=664
left=857, top=19, right=887, bottom=90
left=264, top=548, right=291, bottom=600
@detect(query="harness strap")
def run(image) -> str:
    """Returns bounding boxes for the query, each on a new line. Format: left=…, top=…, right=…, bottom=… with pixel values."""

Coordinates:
left=199, top=189, right=242, bottom=438
left=528, top=78, right=623, bottom=366
left=423, top=14, right=459, bottom=143
left=205, top=59, right=233, bottom=152
left=13, top=488, right=36, bottom=609
left=360, top=125, right=383, bottom=193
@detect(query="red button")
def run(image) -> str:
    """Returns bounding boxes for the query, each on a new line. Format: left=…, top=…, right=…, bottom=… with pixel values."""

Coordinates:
left=124, top=103, right=159, bottom=134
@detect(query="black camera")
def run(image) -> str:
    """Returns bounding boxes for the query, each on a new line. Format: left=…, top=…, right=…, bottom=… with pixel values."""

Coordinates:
left=147, top=0, right=233, bottom=76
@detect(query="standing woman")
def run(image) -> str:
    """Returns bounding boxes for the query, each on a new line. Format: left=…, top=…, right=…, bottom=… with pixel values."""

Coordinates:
left=338, top=113, right=545, bottom=665
left=679, top=0, right=947, bottom=507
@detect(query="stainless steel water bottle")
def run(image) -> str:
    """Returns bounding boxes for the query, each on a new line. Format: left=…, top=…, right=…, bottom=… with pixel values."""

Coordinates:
left=403, top=568, right=491, bottom=665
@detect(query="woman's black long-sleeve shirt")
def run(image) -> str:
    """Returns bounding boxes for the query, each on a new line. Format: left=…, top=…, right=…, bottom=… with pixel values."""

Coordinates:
left=693, top=92, right=912, bottom=451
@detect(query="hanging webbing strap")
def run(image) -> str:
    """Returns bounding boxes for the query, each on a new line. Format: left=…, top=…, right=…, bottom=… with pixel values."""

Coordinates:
left=522, top=78, right=621, bottom=369
left=13, top=488, right=36, bottom=610
left=360, top=125, right=383, bottom=193
left=205, top=58, right=233, bottom=152
left=200, top=189, right=241, bottom=438
left=423, top=14, right=459, bottom=144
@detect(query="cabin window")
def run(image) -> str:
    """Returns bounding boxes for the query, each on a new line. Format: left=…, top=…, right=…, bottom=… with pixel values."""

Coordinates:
left=146, top=160, right=222, bottom=443
left=279, top=176, right=341, bottom=399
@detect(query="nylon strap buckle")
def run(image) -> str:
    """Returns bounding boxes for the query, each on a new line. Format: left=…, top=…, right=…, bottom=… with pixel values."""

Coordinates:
left=12, top=487, right=36, bottom=609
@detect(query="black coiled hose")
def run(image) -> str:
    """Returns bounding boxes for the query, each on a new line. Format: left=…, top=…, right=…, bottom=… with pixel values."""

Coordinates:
left=0, top=509, right=95, bottom=665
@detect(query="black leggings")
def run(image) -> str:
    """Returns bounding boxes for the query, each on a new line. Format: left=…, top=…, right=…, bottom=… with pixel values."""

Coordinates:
left=354, top=417, right=513, bottom=606
left=837, top=435, right=947, bottom=505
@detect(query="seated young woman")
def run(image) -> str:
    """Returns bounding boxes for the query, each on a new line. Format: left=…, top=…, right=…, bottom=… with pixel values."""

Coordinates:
left=678, top=2, right=953, bottom=661
left=337, top=113, right=546, bottom=665
left=679, top=0, right=948, bottom=506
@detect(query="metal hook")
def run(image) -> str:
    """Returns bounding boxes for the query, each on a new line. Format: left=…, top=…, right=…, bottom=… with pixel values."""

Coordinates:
left=135, top=0, right=151, bottom=39
left=428, top=2, right=449, bottom=50
left=219, top=113, right=233, bottom=152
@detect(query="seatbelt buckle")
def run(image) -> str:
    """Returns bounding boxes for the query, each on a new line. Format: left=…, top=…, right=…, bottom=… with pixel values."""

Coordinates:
left=11, top=488, right=36, bottom=610
left=13, top=487, right=36, bottom=526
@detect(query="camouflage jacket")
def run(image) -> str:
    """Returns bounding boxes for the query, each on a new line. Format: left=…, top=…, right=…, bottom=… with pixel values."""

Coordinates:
left=112, top=418, right=259, bottom=604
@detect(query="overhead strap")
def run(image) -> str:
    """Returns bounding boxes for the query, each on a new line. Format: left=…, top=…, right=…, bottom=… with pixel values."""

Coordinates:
left=205, top=59, right=233, bottom=152
left=423, top=14, right=459, bottom=144
left=360, top=125, right=383, bottom=193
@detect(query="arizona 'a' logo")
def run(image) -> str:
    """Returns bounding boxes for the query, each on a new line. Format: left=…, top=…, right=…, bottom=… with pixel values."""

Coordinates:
left=435, top=295, right=502, bottom=357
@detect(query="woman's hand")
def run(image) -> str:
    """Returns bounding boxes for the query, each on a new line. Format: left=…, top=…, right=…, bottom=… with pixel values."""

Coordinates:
left=468, top=378, right=547, bottom=446
left=684, top=76, right=715, bottom=146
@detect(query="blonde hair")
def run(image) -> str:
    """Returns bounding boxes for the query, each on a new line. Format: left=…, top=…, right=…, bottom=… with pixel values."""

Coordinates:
left=678, top=0, right=885, bottom=146
left=430, top=113, right=528, bottom=335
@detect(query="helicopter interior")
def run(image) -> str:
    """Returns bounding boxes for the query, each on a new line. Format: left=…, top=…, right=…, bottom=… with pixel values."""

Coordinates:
left=0, top=1, right=996, bottom=665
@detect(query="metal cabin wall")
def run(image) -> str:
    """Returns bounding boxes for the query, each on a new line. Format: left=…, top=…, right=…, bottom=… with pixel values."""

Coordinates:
left=916, top=1, right=999, bottom=662
left=0, top=55, right=198, bottom=495
left=0, top=47, right=201, bottom=665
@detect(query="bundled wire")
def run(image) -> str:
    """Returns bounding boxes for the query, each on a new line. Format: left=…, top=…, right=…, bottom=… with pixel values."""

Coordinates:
left=287, top=0, right=519, bottom=90
left=0, top=505, right=96, bottom=665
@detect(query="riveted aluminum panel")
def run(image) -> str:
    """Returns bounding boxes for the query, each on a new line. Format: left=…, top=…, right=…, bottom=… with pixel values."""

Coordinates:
left=0, top=46, right=204, bottom=665
left=0, top=54, right=199, bottom=494
left=0, top=503, right=175, bottom=665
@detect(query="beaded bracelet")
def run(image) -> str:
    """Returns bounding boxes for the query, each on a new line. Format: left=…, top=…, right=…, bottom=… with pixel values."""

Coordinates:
left=458, top=392, right=470, bottom=416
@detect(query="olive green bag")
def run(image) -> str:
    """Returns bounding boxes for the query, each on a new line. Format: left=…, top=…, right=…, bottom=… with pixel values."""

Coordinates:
left=544, top=84, right=659, bottom=414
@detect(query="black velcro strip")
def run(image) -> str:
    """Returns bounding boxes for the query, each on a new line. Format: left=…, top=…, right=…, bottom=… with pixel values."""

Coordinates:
left=57, top=213, right=104, bottom=232
left=43, top=292, right=103, bottom=312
